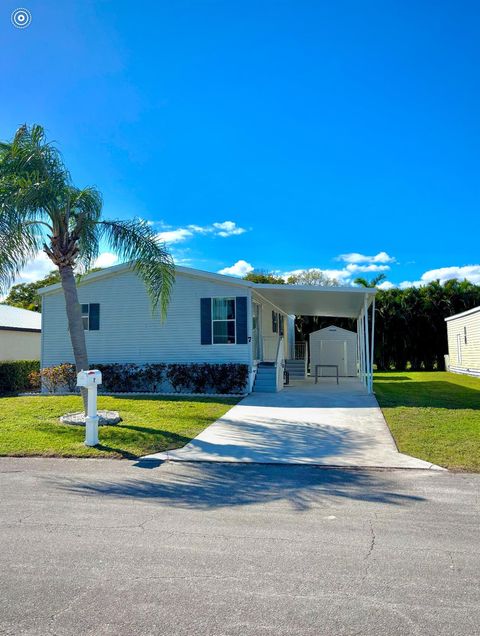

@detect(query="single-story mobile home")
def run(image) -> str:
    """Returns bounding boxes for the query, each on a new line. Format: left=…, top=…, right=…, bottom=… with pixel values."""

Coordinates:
left=445, top=306, right=480, bottom=377
left=0, top=304, right=41, bottom=361
left=39, top=263, right=376, bottom=393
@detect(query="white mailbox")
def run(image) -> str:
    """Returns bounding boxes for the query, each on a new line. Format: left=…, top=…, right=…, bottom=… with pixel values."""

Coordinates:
left=77, top=369, right=102, bottom=388
left=77, top=370, right=102, bottom=446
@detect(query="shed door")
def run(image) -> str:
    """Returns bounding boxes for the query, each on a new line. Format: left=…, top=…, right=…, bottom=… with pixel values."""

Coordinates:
left=316, top=340, right=347, bottom=377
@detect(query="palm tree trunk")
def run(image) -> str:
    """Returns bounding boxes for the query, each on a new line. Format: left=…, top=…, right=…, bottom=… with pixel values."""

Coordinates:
left=59, top=264, right=89, bottom=412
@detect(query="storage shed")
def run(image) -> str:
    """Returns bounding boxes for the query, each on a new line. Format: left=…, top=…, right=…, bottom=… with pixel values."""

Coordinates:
left=309, top=325, right=357, bottom=377
left=445, top=306, right=480, bottom=377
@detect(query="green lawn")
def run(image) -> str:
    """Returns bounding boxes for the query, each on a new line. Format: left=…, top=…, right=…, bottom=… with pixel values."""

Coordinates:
left=374, top=371, right=480, bottom=472
left=0, top=394, right=238, bottom=458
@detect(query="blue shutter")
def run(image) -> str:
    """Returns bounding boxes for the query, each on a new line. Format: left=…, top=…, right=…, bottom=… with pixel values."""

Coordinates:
left=200, top=298, right=212, bottom=344
left=89, top=304, right=100, bottom=331
left=236, top=296, right=248, bottom=344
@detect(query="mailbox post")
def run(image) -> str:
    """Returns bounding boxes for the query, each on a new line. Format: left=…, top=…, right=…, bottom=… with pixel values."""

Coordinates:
left=77, top=370, right=102, bottom=446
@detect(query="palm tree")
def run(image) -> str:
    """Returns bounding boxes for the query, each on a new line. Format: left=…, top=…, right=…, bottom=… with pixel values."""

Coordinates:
left=0, top=124, right=174, bottom=401
left=354, top=273, right=387, bottom=288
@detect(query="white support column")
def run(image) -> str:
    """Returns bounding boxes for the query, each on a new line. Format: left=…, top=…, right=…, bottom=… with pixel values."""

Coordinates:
left=363, top=296, right=371, bottom=394
left=359, top=309, right=366, bottom=388
left=356, top=318, right=360, bottom=379
left=370, top=296, right=376, bottom=393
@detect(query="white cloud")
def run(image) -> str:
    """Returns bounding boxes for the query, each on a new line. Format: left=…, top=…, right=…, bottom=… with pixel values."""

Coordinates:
left=218, top=260, right=254, bottom=277
left=157, top=220, right=248, bottom=244
left=14, top=252, right=53, bottom=284
left=378, top=281, right=395, bottom=290
left=94, top=252, right=118, bottom=268
left=418, top=265, right=480, bottom=285
left=345, top=263, right=390, bottom=274
left=395, top=265, right=480, bottom=290
left=212, top=221, right=247, bottom=237
left=157, top=228, right=194, bottom=244
left=337, top=251, right=395, bottom=264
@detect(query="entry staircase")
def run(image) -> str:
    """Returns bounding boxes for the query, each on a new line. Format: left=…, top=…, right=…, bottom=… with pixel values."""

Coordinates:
left=284, top=358, right=306, bottom=379
left=253, top=340, right=307, bottom=392
left=253, top=362, right=277, bottom=392
left=285, top=341, right=308, bottom=380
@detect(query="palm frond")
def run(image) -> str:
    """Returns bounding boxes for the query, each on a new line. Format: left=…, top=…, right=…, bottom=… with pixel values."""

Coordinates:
left=0, top=206, right=42, bottom=294
left=99, top=218, right=175, bottom=317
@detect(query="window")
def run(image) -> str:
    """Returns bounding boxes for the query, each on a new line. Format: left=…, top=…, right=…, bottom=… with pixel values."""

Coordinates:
left=212, top=297, right=236, bottom=344
left=272, top=311, right=278, bottom=333
left=81, top=304, right=90, bottom=330
left=80, top=303, right=100, bottom=331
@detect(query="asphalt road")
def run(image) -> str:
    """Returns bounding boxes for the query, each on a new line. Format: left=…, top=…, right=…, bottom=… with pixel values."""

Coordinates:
left=0, top=458, right=479, bottom=636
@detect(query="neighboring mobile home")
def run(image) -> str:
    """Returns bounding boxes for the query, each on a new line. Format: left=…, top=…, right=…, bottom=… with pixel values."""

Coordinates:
left=0, top=305, right=41, bottom=361
left=445, top=306, right=480, bottom=377
left=38, top=263, right=376, bottom=393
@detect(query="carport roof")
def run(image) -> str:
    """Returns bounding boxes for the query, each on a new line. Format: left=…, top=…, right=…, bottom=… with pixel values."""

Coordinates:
left=253, top=284, right=376, bottom=318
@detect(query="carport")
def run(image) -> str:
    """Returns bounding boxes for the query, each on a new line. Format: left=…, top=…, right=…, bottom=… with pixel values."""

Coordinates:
left=252, top=284, right=377, bottom=394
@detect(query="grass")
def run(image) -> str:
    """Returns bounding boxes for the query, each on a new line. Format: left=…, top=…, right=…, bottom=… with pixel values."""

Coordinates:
left=0, top=394, right=239, bottom=458
left=374, top=371, right=480, bottom=472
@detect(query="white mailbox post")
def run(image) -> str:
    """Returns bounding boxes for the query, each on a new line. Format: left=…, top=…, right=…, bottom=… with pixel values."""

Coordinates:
left=77, top=370, right=102, bottom=446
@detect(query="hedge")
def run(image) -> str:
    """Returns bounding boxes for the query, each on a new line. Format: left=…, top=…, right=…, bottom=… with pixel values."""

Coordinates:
left=28, top=362, right=249, bottom=395
left=0, top=360, right=40, bottom=395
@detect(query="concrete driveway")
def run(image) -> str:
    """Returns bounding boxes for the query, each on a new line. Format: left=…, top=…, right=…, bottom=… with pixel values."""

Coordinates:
left=145, top=378, right=441, bottom=469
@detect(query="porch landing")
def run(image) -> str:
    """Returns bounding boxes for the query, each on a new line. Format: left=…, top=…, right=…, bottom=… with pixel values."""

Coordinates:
left=143, top=378, right=443, bottom=469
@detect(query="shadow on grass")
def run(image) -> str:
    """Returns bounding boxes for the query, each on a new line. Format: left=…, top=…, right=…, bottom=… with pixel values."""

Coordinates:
left=60, top=463, right=426, bottom=511
left=374, top=380, right=480, bottom=410
left=101, top=394, right=238, bottom=404
left=374, top=376, right=413, bottom=382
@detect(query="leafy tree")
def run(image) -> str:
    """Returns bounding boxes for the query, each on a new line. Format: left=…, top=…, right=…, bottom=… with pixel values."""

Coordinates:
left=244, top=270, right=285, bottom=284
left=3, top=270, right=60, bottom=311
left=0, top=124, right=174, bottom=403
left=286, top=269, right=339, bottom=286
left=354, top=273, right=387, bottom=288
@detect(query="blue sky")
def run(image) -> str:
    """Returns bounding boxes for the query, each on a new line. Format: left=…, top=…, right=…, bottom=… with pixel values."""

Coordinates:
left=2, top=0, right=480, bottom=288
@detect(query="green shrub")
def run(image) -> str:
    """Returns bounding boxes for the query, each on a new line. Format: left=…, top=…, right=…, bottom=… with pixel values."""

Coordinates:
left=0, top=360, right=40, bottom=395
left=207, top=363, right=249, bottom=394
left=35, top=362, right=249, bottom=395
left=166, top=363, right=248, bottom=394
left=40, top=363, right=77, bottom=393
left=141, top=363, right=166, bottom=392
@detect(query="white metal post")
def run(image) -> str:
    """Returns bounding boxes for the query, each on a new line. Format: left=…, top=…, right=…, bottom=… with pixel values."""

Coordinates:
left=85, top=385, right=99, bottom=446
left=356, top=319, right=360, bottom=379
left=363, top=296, right=371, bottom=394
left=77, top=370, right=102, bottom=447
left=359, top=310, right=365, bottom=388
left=370, top=296, right=376, bottom=393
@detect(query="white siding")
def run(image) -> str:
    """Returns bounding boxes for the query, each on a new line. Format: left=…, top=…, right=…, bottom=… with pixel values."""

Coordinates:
left=446, top=309, right=480, bottom=375
left=41, top=270, right=252, bottom=367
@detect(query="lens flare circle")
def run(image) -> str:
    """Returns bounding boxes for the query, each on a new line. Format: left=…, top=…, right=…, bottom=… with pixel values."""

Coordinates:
left=11, top=8, right=32, bottom=29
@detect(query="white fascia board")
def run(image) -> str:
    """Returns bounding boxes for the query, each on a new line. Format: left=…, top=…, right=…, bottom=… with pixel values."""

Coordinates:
left=445, top=306, right=480, bottom=322
left=38, top=262, right=253, bottom=296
